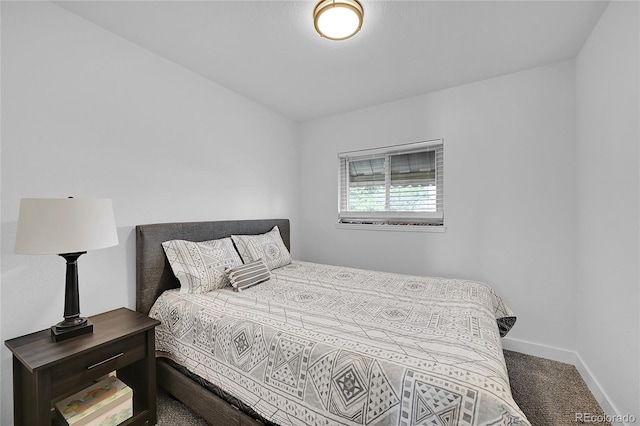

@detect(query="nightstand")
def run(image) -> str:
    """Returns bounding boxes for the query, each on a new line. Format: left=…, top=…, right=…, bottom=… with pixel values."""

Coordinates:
left=5, top=307, right=160, bottom=426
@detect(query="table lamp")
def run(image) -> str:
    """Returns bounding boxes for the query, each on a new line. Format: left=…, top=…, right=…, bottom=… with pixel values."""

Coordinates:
left=15, top=198, right=119, bottom=341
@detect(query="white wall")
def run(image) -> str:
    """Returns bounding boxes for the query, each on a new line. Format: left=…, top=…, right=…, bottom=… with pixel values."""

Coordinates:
left=575, top=1, right=639, bottom=422
left=0, top=2, right=299, bottom=423
left=299, top=61, right=577, bottom=351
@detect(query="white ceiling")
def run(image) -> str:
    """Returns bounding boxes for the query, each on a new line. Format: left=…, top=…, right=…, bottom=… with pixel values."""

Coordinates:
left=55, top=0, right=608, bottom=122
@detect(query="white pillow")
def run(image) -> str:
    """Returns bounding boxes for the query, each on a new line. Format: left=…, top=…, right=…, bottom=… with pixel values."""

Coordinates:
left=162, top=237, right=243, bottom=294
left=231, top=226, right=291, bottom=270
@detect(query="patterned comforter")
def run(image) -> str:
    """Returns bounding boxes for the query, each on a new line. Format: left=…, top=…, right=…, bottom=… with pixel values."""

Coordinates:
left=149, top=261, right=529, bottom=426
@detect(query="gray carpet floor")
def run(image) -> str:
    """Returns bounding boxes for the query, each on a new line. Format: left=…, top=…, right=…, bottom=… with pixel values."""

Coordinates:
left=157, top=350, right=610, bottom=426
left=504, top=350, right=610, bottom=426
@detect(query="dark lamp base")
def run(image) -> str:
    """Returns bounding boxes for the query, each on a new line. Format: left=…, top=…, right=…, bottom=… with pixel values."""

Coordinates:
left=51, top=318, right=93, bottom=342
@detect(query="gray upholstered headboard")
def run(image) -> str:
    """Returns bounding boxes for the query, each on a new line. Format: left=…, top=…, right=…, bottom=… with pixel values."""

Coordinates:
left=135, top=219, right=290, bottom=315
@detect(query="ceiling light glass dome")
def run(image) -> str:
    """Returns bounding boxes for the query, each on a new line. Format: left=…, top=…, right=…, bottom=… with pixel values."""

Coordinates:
left=314, top=0, right=364, bottom=41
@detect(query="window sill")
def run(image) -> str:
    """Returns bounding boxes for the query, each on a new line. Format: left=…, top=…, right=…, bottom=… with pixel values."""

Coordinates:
left=335, top=223, right=446, bottom=233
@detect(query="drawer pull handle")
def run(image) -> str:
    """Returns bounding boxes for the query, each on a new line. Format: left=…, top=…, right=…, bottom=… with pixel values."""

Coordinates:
left=87, top=352, right=124, bottom=370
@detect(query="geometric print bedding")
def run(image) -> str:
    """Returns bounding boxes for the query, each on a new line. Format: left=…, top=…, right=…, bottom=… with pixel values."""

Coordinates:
left=149, top=261, right=530, bottom=426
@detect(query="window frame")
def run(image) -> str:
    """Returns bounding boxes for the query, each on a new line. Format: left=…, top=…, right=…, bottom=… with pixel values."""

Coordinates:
left=338, top=139, right=444, bottom=229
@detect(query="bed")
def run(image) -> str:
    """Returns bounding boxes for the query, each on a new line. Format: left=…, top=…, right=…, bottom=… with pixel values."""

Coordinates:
left=136, top=219, right=529, bottom=426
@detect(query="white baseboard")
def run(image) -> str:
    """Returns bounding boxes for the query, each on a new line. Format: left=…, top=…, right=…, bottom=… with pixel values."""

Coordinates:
left=573, top=352, right=631, bottom=426
left=502, top=337, right=631, bottom=426
left=502, top=336, right=577, bottom=364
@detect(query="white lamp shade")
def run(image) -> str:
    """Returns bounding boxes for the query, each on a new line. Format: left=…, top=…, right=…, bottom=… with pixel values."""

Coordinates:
left=15, top=198, right=119, bottom=255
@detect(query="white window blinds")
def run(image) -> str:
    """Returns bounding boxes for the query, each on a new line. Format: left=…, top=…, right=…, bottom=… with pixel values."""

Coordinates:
left=338, top=140, right=444, bottom=226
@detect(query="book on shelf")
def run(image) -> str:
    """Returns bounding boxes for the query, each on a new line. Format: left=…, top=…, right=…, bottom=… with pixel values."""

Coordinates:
left=54, top=376, right=132, bottom=426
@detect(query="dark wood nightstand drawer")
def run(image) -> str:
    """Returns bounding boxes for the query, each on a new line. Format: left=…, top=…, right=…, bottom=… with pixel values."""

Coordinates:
left=50, top=332, right=146, bottom=397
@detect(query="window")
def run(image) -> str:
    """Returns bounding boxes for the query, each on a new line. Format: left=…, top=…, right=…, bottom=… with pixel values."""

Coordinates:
left=338, top=140, right=444, bottom=227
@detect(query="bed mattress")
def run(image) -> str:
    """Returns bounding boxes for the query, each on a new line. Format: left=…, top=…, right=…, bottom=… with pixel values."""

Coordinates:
left=149, top=261, right=529, bottom=425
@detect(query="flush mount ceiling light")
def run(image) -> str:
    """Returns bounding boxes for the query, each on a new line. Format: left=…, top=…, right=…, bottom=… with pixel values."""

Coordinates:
left=313, top=0, right=364, bottom=41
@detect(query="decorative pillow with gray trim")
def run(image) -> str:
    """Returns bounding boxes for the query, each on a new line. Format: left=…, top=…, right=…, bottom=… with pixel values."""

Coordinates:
left=226, top=259, right=271, bottom=292
left=162, top=237, right=243, bottom=294
left=231, top=226, right=291, bottom=270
